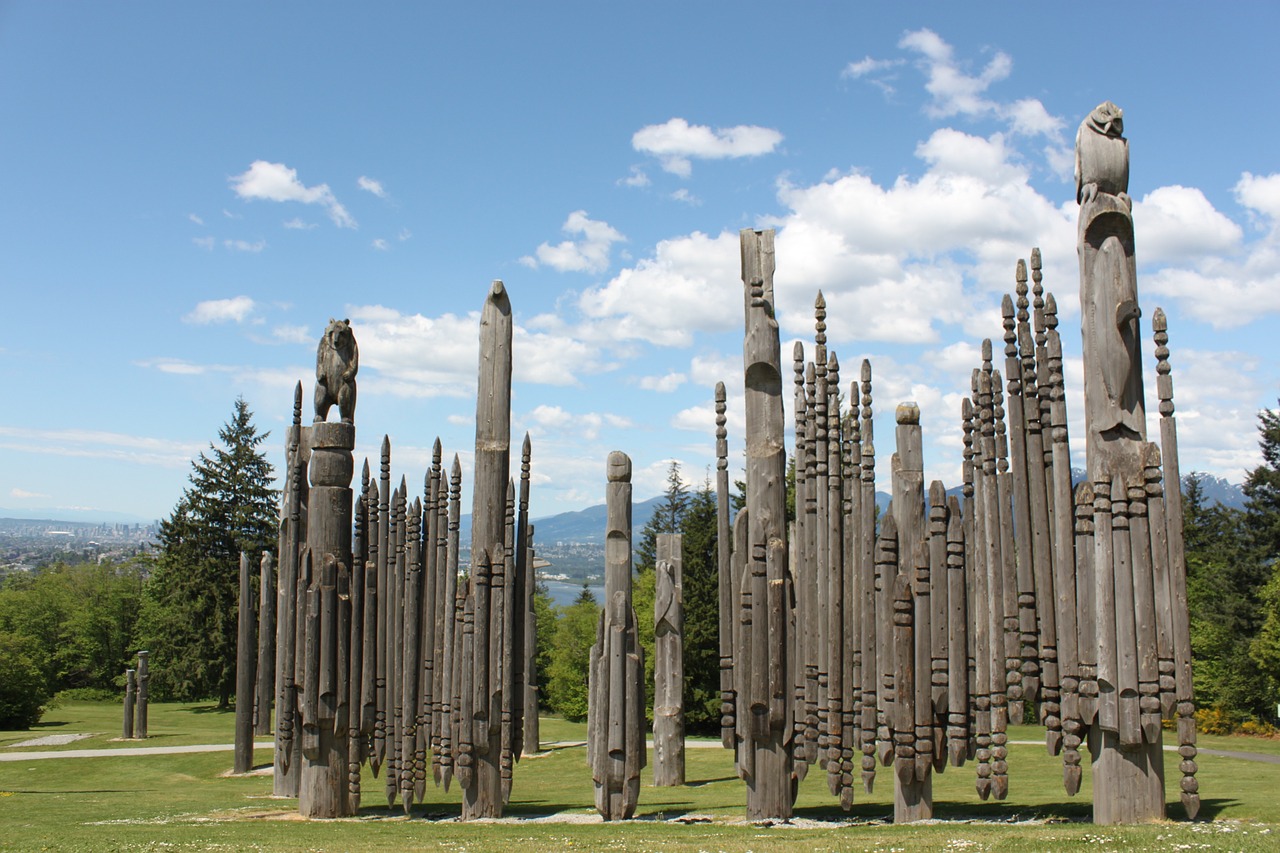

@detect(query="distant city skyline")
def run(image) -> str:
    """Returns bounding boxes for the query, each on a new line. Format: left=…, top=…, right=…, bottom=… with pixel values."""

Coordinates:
left=3, top=4, right=1277, bottom=523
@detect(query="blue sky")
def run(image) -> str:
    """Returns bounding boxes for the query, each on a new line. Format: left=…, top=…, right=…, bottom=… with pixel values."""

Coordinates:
left=2, top=3, right=1278, bottom=523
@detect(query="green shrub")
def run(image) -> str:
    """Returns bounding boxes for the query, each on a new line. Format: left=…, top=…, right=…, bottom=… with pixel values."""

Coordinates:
left=54, top=686, right=119, bottom=703
left=0, top=632, right=51, bottom=729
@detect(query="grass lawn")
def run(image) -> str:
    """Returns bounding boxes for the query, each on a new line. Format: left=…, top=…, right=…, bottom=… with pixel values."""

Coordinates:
left=2, top=703, right=1278, bottom=851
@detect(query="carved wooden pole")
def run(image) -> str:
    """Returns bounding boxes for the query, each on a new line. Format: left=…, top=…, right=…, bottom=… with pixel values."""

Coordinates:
left=274, top=385, right=305, bottom=796
left=715, top=382, right=736, bottom=752
left=462, top=280, right=515, bottom=819
left=737, top=227, right=796, bottom=820
left=588, top=451, right=645, bottom=819
left=298, top=319, right=357, bottom=819
left=122, top=669, right=136, bottom=739
left=235, top=551, right=258, bottom=774
left=135, top=650, right=150, bottom=739
left=654, top=532, right=685, bottom=786
left=1076, top=101, right=1165, bottom=824
left=518, top=434, right=540, bottom=757
left=256, top=552, right=276, bottom=737
left=1153, top=308, right=1200, bottom=818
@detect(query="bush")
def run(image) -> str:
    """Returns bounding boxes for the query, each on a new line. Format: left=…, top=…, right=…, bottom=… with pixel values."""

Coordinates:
left=0, top=632, right=51, bottom=729
left=55, top=686, right=119, bottom=703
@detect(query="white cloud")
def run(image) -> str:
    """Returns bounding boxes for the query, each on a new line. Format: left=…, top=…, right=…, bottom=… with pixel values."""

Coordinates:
left=193, top=236, right=214, bottom=251
left=183, top=296, right=256, bottom=325
left=188, top=213, right=204, bottom=226
left=619, top=167, right=650, bottom=188
left=639, top=372, right=686, bottom=393
left=357, top=175, right=387, bottom=198
left=283, top=217, right=316, bottom=230
left=578, top=230, right=742, bottom=347
left=398, top=228, right=412, bottom=241
left=522, top=210, right=625, bottom=274
left=1133, top=186, right=1242, bottom=263
left=842, top=56, right=904, bottom=79
left=372, top=238, right=389, bottom=251
left=272, top=324, right=310, bottom=344
left=224, top=239, right=266, bottom=253
left=632, top=118, right=783, bottom=177
left=850, top=29, right=1063, bottom=145
left=1140, top=172, right=1280, bottom=328
left=229, top=160, right=356, bottom=228
left=670, top=188, right=700, bottom=205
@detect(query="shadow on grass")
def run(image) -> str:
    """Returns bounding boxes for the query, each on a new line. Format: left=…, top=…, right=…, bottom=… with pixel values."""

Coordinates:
left=188, top=705, right=233, bottom=715
left=684, top=775, right=736, bottom=787
left=31, top=720, right=70, bottom=729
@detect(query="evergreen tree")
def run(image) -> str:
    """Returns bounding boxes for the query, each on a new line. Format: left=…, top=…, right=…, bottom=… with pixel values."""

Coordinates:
left=137, top=398, right=278, bottom=706
left=1183, top=473, right=1270, bottom=717
left=1245, top=403, right=1280, bottom=712
left=679, top=476, right=722, bottom=733
left=635, top=460, right=689, bottom=573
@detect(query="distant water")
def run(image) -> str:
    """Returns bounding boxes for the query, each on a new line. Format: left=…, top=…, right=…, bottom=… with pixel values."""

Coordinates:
left=542, top=579, right=604, bottom=609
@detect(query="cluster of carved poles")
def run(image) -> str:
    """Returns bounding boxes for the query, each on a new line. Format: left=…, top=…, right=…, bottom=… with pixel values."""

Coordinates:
left=718, top=228, right=1198, bottom=824
left=269, top=282, right=538, bottom=819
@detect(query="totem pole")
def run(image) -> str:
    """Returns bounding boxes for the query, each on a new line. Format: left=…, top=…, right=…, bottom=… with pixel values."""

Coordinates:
left=274, top=383, right=307, bottom=797
left=135, top=650, right=150, bottom=739
left=459, top=280, right=521, bottom=820
left=235, top=551, right=257, bottom=774
left=653, top=532, right=685, bottom=787
left=299, top=318, right=358, bottom=818
left=122, top=669, right=135, bottom=739
left=588, top=451, right=646, bottom=820
left=256, top=552, right=276, bottom=736
left=734, top=227, right=797, bottom=820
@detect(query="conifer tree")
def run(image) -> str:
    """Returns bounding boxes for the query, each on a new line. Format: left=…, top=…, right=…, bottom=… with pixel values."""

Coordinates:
left=137, top=398, right=277, bottom=706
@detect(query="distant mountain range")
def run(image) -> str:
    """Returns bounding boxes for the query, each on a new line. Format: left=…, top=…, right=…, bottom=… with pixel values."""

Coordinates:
left=0, top=507, right=158, bottom=525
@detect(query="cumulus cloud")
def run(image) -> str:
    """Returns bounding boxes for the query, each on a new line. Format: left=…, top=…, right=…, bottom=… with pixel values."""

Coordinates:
left=357, top=176, right=387, bottom=197
left=0, top=426, right=203, bottom=469
left=183, top=296, right=256, bottom=325
left=619, top=167, right=650, bottom=188
left=230, top=160, right=356, bottom=228
left=632, top=118, right=783, bottom=177
left=578, top=230, right=742, bottom=347
left=283, top=218, right=316, bottom=230
left=1141, top=172, right=1280, bottom=328
left=521, top=210, right=625, bottom=274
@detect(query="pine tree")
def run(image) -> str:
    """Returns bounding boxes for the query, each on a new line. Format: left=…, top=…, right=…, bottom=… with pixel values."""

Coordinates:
left=137, top=398, right=278, bottom=706
left=679, top=475, right=721, bottom=733
left=1245, top=403, right=1280, bottom=712
left=1183, top=472, right=1269, bottom=717
left=635, top=461, right=689, bottom=573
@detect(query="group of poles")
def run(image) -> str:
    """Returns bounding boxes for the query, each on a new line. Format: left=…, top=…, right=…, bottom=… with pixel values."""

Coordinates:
left=226, top=100, right=1197, bottom=827
left=243, top=283, right=539, bottom=820
left=717, top=228, right=1197, bottom=824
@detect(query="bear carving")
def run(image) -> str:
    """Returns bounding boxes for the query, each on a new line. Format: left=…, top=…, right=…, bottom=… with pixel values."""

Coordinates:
left=314, top=318, right=358, bottom=423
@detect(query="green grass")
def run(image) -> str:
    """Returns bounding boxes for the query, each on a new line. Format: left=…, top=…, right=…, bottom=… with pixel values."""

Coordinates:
left=2, top=704, right=1278, bottom=851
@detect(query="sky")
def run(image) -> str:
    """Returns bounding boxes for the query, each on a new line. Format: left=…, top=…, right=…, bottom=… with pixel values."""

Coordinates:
left=2, top=3, right=1279, bottom=524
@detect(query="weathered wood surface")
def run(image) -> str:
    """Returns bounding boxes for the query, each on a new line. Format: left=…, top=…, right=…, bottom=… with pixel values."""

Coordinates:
left=588, top=452, right=645, bottom=820
left=653, top=532, right=685, bottom=787
left=235, top=551, right=257, bottom=774
left=256, top=552, right=276, bottom=737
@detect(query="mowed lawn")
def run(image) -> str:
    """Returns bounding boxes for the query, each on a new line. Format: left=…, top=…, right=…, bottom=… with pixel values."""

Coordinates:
left=1, top=702, right=1278, bottom=851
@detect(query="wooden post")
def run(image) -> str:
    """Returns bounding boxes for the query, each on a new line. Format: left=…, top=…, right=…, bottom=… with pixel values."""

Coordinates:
left=461, top=281, right=515, bottom=820
left=715, top=382, right=736, bottom=752
left=1076, top=101, right=1166, bottom=824
left=654, top=532, right=685, bottom=786
left=588, top=452, right=645, bottom=819
left=235, top=552, right=257, bottom=774
left=122, top=669, right=135, bottom=739
left=737, top=228, right=797, bottom=820
left=135, top=651, right=150, bottom=739
left=256, top=552, right=276, bottom=737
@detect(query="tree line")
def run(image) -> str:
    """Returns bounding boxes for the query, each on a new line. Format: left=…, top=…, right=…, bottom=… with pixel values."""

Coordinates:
left=3, top=399, right=1279, bottom=735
